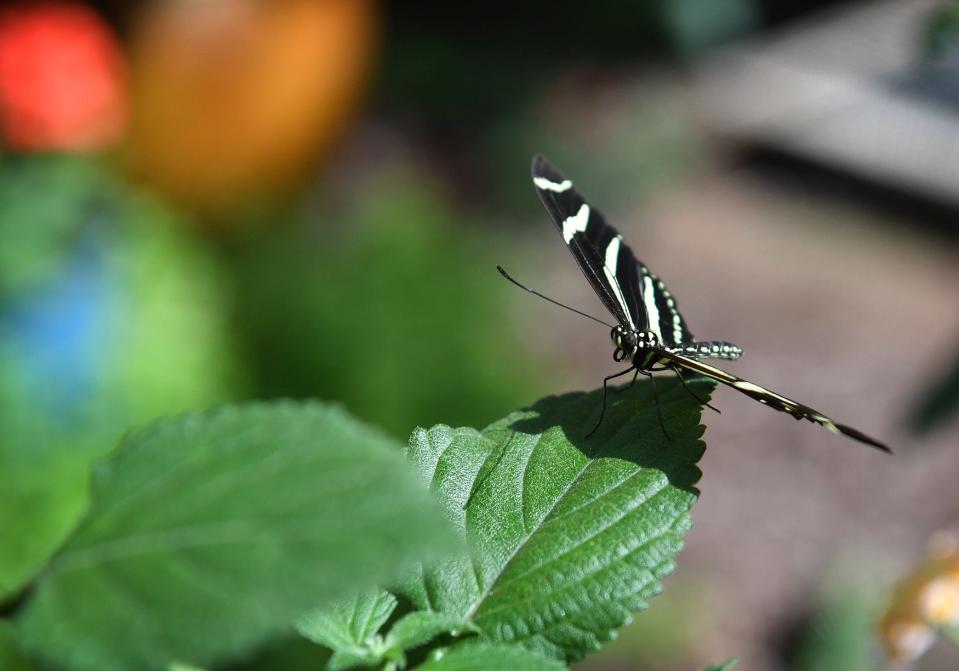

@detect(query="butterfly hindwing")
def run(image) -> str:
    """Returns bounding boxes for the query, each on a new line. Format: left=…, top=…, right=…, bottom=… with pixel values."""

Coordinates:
left=661, top=351, right=890, bottom=452
left=636, top=263, right=694, bottom=347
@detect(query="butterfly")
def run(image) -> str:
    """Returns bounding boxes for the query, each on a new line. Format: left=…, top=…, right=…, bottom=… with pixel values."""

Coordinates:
left=502, top=154, right=890, bottom=452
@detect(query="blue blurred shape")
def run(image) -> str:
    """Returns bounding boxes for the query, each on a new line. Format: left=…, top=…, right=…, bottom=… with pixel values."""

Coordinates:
left=0, top=230, right=117, bottom=418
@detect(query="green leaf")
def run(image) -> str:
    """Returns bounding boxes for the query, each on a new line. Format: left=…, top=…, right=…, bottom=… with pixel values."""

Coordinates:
left=0, top=159, right=239, bottom=600
left=906, top=342, right=959, bottom=436
left=0, top=155, right=108, bottom=295
left=386, top=611, right=476, bottom=653
left=327, top=649, right=383, bottom=671
left=0, top=424, right=100, bottom=600
left=14, top=401, right=457, bottom=671
left=230, top=171, right=548, bottom=439
left=296, top=589, right=397, bottom=670
left=703, top=659, right=738, bottom=671
left=297, top=589, right=397, bottom=651
left=0, top=621, right=34, bottom=671
left=413, top=643, right=566, bottom=671
left=792, top=570, right=881, bottom=671
left=402, top=378, right=710, bottom=662
left=297, top=593, right=475, bottom=670
left=923, top=1, right=959, bottom=60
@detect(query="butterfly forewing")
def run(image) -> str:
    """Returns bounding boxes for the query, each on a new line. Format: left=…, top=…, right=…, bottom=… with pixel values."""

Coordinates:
left=531, top=155, right=646, bottom=331
left=531, top=155, right=697, bottom=346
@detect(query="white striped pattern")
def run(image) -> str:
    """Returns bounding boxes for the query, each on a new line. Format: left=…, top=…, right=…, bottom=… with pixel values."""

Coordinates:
left=603, top=236, right=633, bottom=329
left=642, top=275, right=663, bottom=341
left=533, top=176, right=573, bottom=192
left=561, top=203, right=590, bottom=243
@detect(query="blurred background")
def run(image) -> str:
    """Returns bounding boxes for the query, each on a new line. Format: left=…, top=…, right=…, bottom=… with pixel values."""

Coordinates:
left=1, top=0, right=959, bottom=669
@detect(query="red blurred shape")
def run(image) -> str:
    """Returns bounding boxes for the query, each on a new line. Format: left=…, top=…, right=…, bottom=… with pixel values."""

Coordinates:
left=0, top=2, right=127, bottom=151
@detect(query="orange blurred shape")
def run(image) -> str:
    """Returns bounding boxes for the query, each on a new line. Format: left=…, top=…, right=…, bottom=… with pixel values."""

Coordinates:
left=0, top=2, right=127, bottom=151
left=125, top=0, right=377, bottom=215
left=879, top=533, right=959, bottom=663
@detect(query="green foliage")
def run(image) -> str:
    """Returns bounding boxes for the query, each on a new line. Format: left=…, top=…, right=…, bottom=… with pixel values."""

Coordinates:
left=100, top=193, right=243, bottom=421
left=0, top=419, right=103, bottom=599
left=0, top=155, right=106, bottom=295
left=482, top=81, right=706, bottom=222
left=923, top=0, right=959, bottom=60
left=387, top=611, right=475, bottom=655
left=907, top=342, right=959, bottom=436
left=297, top=590, right=398, bottom=655
left=791, top=575, right=880, bottom=671
left=297, top=590, right=399, bottom=670
left=229, top=169, right=547, bottom=437
left=658, top=0, right=757, bottom=54
left=381, top=0, right=763, bottom=131
left=13, top=402, right=457, bottom=671
left=0, top=154, right=239, bottom=422
left=297, top=588, right=476, bottom=670
left=0, top=155, right=239, bottom=601
left=702, top=660, right=738, bottom=671
left=225, top=634, right=326, bottom=671
left=288, top=379, right=710, bottom=670
left=397, top=378, right=710, bottom=663
left=413, top=644, right=565, bottom=671
left=0, top=621, right=33, bottom=671
left=574, top=581, right=713, bottom=671
left=380, top=3, right=668, bottom=130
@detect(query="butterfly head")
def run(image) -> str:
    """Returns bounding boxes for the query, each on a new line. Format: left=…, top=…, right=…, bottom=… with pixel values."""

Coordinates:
left=611, top=326, right=659, bottom=362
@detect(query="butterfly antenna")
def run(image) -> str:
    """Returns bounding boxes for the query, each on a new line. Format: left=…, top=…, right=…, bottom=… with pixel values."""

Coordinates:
left=497, top=265, right=614, bottom=329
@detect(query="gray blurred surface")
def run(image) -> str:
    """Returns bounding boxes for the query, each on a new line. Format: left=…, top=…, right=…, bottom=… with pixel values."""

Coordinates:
left=699, top=0, right=959, bottom=209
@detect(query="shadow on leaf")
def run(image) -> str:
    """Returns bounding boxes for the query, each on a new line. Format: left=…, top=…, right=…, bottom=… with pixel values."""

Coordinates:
left=503, top=375, right=712, bottom=496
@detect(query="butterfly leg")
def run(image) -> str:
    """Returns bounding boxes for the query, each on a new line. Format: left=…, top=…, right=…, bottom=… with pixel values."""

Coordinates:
left=640, top=369, right=672, bottom=441
left=587, top=366, right=636, bottom=438
left=610, top=368, right=641, bottom=394
left=671, top=366, right=721, bottom=414
left=648, top=364, right=719, bottom=413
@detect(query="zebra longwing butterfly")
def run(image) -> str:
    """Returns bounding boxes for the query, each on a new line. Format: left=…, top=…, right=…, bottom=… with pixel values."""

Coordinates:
left=518, top=154, right=889, bottom=453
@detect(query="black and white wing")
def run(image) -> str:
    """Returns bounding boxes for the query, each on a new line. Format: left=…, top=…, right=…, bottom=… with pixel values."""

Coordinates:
left=531, top=155, right=693, bottom=346
left=531, top=155, right=644, bottom=331
left=659, top=350, right=891, bottom=452
left=635, top=263, right=694, bottom=348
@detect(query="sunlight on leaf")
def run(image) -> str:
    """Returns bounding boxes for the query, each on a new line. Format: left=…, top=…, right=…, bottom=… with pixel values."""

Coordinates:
left=297, top=589, right=397, bottom=671
left=413, top=643, right=566, bottom=671
left=402, top=377, right=712, bottom=662
left=386, top=611, right=476, bottom=653
left=14, top=402, right=457, bottom=671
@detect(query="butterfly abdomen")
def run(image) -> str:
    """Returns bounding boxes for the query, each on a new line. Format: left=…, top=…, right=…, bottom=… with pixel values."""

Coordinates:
left=673, top=341, right=743, bottom=360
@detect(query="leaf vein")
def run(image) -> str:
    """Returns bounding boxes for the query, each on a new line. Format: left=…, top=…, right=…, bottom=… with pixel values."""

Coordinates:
left=475, top=521, right=676, bottom=624
left=488, top=475, right=671, bottom=593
